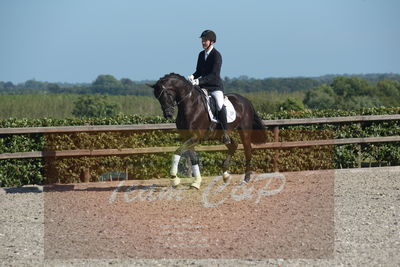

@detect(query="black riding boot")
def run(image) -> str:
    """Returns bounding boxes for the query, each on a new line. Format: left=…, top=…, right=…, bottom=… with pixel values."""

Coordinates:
left=218, top=105, right=231, bottom=144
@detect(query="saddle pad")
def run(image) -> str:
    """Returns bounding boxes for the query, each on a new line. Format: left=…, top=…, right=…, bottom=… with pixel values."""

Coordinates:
left=202, top=90, right=236, bottom=123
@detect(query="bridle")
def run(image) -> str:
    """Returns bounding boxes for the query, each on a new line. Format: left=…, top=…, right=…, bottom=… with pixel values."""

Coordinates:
left=157, top=85, right=193, bottom=108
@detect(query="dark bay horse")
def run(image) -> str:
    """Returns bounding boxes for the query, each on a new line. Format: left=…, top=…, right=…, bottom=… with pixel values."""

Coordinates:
left=147, top=73, right=266, bottom=189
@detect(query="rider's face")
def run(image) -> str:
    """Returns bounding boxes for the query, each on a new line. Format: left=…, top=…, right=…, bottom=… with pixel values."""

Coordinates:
left=201, top=38, right=213, bottom=50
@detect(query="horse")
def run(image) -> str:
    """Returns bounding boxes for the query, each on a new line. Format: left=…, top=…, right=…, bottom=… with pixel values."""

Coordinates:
left=147, top=73, right=267, bottom=189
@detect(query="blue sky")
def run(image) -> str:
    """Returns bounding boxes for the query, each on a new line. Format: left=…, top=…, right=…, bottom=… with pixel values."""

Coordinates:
left=0, top=0, right=399, bottom=83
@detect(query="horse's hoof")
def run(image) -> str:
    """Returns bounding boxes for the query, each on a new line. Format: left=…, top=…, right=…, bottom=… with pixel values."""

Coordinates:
left=244, top=171, right=251, bottom=184
left=240, top=180, right=248, bottom=186
left=190, top=183, right=201, bottom=190
left=190, top=177, right=202, bottom=190
left=222, top=171, right=231, bottom=183
left=190, top=184, right=200, bottom=190
left=170, top=177, right=181, bottom=187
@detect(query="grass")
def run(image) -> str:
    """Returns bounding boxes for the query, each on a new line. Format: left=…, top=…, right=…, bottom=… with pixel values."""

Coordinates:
left=0, top=91, right=305, bottom=119
left=0, top=94, right=163, bottom=119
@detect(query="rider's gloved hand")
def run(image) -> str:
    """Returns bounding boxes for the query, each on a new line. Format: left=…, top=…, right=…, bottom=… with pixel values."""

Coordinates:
left=187, top=75, right=194, bottom=82
left=191, top=78, right=199, bottom=86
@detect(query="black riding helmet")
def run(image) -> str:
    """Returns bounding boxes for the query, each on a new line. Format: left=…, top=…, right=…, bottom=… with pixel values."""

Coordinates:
left=200, top=30, right=216, bottom=43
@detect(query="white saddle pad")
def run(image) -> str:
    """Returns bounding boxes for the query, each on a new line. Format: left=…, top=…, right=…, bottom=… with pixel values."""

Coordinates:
left=202, top=89, right=236, bottom=123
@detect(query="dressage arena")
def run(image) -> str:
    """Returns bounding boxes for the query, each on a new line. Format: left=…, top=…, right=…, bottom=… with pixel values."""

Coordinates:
left=1, top=167, right=399, bottom=266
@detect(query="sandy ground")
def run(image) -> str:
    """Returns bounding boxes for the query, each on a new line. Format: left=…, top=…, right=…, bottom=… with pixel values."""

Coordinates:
left=0, top=166, right=399, bottom=266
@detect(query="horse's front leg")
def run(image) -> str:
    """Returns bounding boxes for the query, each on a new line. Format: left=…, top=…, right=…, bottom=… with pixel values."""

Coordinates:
left=169, top=137, right=199, bottom=187
left=187, top=149, right=202, bottom=189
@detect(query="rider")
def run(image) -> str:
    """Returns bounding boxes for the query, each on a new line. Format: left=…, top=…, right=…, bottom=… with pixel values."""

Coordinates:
left=188, top=30, right=231, bottom=144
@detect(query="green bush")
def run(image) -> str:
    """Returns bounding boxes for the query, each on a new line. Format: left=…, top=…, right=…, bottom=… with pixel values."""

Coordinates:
left=72, top=95, right=121, bottom=118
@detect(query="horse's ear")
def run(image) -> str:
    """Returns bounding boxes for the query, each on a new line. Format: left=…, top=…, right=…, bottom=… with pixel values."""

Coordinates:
left=146, top=83, right=155, bottom=88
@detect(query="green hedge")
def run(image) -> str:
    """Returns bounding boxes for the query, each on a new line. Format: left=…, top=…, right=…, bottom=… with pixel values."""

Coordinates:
left=1, top=108, right=400, bottom=187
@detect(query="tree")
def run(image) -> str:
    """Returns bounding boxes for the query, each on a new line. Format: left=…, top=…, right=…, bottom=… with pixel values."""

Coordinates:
left=47, top=83, right=61, bottom=93
left=375, top=80, right=400, bottom=107
left=4, top=81, right=15, bottom=89
left=24, top=79, right=46, bottom=89
left=92, top=74, right=120, bottom=87
left=303, top=84, right=336, bottom=110
left=91, top=74, right=123, bottom=94
left=72, top=95, right=121, bottom=118
left=339, top=96, right=382, bottom=110
left=121, top=78, right=135, bottom=87
left=331, top=76, right=372, bottom=97
left=376, top=80, right=400, bottom=97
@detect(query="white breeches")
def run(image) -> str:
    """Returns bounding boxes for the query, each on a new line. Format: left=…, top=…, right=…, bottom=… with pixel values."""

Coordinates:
left=210, top=90, right=224, bottom=111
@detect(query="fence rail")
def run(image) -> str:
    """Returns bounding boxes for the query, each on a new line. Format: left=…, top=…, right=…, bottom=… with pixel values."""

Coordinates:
left=1, top=114, right=399, bottom=171
left=1, top=135, right=399, bottom=161
left=1, top=114, right=400, bottom=135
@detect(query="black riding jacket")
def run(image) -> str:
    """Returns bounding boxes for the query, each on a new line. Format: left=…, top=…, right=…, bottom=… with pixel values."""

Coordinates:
left=192, top=48, right=224, bottom=92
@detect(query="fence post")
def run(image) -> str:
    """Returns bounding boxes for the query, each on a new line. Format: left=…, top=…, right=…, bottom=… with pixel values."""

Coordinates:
left=273, top=126, right=280, bottom=172
left=356, top=122, right=362, bottom=168
left=81, top=168, right=91, bottom=183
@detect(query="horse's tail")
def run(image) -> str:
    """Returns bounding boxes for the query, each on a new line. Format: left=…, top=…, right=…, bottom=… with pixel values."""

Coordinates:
left=251, top=108, right=267, bottom=144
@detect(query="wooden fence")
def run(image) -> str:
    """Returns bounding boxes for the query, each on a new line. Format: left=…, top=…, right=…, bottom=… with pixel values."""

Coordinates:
left=1, top=114, right=400, bottom=171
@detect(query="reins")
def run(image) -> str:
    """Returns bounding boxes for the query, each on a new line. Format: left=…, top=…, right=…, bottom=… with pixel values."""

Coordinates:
left=157, top=84, right=194, bottom=108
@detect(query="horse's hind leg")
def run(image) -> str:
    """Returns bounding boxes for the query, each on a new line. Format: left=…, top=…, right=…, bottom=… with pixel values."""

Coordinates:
left=222, top=138, right=238, bottom=183
left=240, top=130, right=253, bottom=183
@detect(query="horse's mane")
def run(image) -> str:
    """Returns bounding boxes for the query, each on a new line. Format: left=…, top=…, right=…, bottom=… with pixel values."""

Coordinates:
left=157, top=73, right=193, bottom=88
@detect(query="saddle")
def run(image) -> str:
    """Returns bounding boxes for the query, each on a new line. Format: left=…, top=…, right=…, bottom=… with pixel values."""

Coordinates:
left=195, top=87, right=236, bottom=123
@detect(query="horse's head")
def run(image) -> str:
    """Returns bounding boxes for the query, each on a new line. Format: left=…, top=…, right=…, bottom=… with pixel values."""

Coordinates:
left=147, top=78, right=177, bottom=119
left=147, top=73, right=193, bottom=119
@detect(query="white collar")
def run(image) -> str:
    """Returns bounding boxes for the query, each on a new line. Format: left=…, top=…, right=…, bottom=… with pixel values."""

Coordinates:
left=205, top=45, right=214, bottom=55
left=205, top=45, right=213, bottom=60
